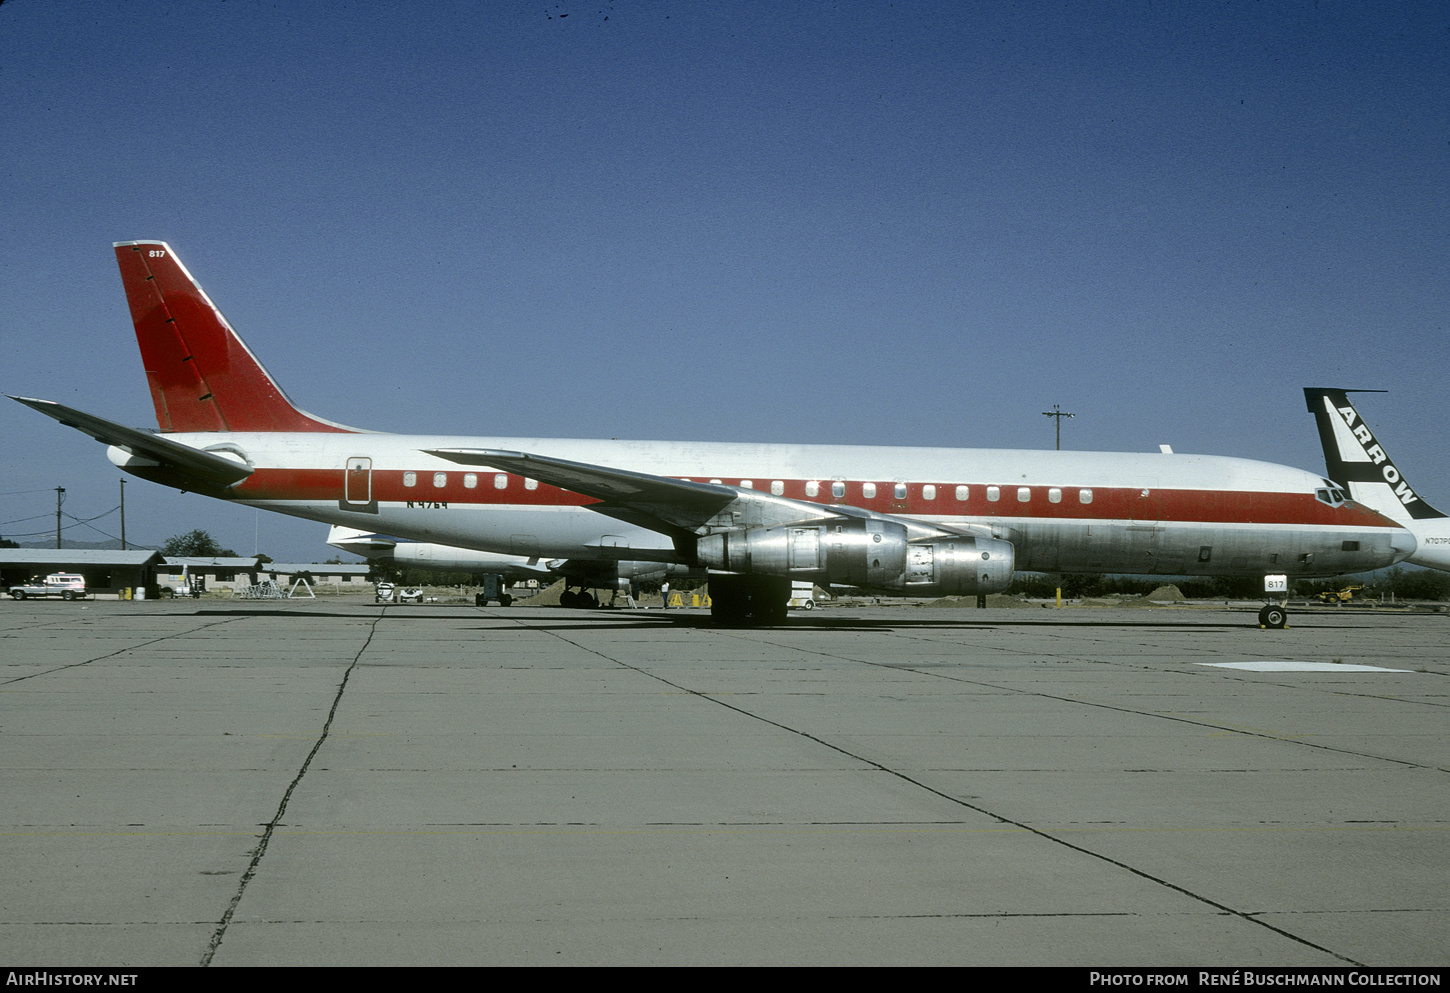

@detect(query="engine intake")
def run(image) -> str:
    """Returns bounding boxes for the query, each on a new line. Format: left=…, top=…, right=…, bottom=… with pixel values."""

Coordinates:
left=696, top=519, right=1014, bottom=596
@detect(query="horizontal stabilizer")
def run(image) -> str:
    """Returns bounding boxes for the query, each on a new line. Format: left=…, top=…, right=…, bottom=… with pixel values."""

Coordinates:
left=9, top=396, right=253, bottom=487
left=326, top=525, right=398, bottom=552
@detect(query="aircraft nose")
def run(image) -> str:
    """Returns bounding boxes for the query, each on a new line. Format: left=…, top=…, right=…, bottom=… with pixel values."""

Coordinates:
left=1390, top=526, right=1418, bottom=560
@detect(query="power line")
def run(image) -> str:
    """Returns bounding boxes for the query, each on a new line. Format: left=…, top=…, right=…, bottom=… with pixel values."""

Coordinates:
left=4, top=505, right=138, bottom=544
left=1042, top=405, right=1075, bottom=451
left=63, top=506, right=120, bottom=525
left=0, top=513, right=58, bottom=528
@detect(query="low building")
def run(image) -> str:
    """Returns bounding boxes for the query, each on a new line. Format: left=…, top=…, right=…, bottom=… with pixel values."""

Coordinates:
left=156, top=556, right=262, bottom=594
left=263, top=562, right=374, bottom=588
left=0, top=549, right=165, bottom=597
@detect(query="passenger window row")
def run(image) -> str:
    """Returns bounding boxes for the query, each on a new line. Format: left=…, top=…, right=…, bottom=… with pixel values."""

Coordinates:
left=401, top=471, right=539, bottom=491
left=397, top=470, right=1093, bottom=506
left=678, top=479, right=1096, bottom=505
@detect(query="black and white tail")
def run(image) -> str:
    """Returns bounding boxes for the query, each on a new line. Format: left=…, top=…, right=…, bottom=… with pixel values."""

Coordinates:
left=1304, top=388, right=1444, bottom=523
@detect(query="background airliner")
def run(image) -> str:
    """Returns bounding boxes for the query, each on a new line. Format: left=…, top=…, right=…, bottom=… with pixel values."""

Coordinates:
left=1305, top=387, right=1450, bottom=572
left=325, top=525, right=692, bottom=607
left=10, top=242, right=1415, bottom=626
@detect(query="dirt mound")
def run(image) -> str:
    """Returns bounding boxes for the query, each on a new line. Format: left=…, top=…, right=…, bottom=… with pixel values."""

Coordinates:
left=522, top=579, right=567, bottom=606
left=924, top=594, right=1032, bottom=608
left=985, top=593, right=1033, bottom=608
left=1103, top=585, right=1188, bottom=608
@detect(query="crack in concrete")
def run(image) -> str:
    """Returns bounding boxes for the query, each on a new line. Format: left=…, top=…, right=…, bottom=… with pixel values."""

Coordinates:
left=523, top=618, right=1367, bottom=967
left=200, top=614, right=382, bottom=967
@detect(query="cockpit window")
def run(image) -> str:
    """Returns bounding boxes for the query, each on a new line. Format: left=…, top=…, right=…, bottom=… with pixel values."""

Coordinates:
left=1315, top=486, right=1347, bottom=508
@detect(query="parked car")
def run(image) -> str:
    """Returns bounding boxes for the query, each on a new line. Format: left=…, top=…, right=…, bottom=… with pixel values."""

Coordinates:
left=9, top=574, right=88, bottom=601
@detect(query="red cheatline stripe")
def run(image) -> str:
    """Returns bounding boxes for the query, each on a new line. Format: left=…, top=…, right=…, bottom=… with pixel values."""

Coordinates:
left=225, top=468, right=1396, bottom=528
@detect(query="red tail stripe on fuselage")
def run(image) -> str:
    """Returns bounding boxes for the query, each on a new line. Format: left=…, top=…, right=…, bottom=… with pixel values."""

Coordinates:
left=114, top=242, right=352, bottom=434
left=225, top=469, right=1395, bottom=528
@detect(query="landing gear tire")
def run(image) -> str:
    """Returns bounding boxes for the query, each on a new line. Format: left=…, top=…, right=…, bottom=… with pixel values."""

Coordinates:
left=1258, top=604, right=1288, bottom=629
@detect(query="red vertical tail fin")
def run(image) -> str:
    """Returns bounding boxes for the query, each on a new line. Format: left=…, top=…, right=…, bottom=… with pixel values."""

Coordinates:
left=113, top=241, right=353, bottom=433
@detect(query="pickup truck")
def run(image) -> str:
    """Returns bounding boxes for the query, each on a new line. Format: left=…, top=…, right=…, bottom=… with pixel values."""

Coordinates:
left=9, top=574, right=89, bottom=601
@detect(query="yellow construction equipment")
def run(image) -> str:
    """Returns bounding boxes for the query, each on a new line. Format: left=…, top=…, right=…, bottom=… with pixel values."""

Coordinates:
left=1315, top=584, right=1364, bottom=604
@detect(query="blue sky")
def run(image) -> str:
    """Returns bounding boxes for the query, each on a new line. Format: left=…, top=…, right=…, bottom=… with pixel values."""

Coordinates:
left=2, top=1, right=1446, bottom=561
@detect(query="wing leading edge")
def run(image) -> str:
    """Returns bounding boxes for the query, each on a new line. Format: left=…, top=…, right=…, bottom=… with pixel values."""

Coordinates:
left=423, top=446, right=974, bottom=542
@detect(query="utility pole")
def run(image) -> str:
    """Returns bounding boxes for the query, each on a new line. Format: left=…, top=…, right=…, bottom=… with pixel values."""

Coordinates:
left=1041, top=405, right=1074, bottom=451
left=55, top=487, right=65, bottom=549
left=119, top=479, right=126, bottom=551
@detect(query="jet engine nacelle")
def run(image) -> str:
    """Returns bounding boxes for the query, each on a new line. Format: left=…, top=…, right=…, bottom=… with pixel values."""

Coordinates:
left=696, top=518, right=1014, bottom=596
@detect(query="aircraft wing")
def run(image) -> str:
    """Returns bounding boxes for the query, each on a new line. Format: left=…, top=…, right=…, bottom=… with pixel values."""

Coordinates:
left=424, top=447, right=960, bottom=541
left=427, top=448, right=738, bottom=506
left=10, top=396, right=254, bottom=487
left=426, top=447, right=762, bottom=539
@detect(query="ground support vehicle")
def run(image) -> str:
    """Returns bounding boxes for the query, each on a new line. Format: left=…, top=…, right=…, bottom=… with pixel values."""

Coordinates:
left=1315, top=584, right=1365, bottom=604
left=473, top=574, right=513, bottom=607
left=9, top=574, right=89, bottom=600
left=375, top=582, right=424, bottom=603
left=788, top=580, right=817, bottom=611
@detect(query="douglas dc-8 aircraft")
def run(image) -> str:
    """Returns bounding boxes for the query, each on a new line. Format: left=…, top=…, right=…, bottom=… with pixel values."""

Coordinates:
left=1305, top=387, right=1450, bottom=572
left=11, top=241, right=1417, bottom=626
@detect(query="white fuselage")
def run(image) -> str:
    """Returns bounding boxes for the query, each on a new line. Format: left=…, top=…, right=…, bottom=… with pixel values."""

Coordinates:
left=110, top=432, right=1414, bottom=579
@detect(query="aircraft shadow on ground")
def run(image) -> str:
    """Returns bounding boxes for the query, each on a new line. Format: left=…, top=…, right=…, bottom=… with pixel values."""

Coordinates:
left=191, top=606, right=1312, bottom=631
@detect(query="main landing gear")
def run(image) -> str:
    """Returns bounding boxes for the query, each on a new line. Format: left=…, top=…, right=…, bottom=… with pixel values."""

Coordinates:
left=709, top=575, right=790, bottom=627
left=559, top=588, right=599, bottom=609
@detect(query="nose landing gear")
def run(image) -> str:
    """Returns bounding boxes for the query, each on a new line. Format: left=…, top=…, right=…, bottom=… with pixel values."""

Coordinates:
left=1259, top=574, right=1289, bottom=629
left=1258, top=603, right=1288, bottom=629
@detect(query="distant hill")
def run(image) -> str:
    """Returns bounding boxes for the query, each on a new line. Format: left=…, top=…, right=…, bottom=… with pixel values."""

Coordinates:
left=11, top=538, right=160, bottom=552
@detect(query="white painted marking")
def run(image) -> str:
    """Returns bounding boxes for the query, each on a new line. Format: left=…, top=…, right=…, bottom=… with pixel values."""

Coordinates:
left=1199, top=661, right=1413, bottom=672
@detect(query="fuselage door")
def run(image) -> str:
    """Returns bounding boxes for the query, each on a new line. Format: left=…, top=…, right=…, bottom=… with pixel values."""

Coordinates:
left=1129, top=478, right=1162, bottom=525
left=345, top=457, right=373, bottom=505
left=1123, top=477, right=1165, bottom=571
